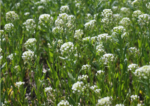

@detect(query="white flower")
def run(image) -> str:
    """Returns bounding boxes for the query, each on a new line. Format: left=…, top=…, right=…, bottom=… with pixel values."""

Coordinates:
left=0, top=56, right=3, bottom=64
left=78, top=75, right=88, bottom=81
left=128, top=63, right=138, bottom=71
left=97, top=33, right=109, bottom=41
left=60, top=5, right=70, bottom=13
left=15, top=81, right=25, bottom=88
left=38, top=6, right=44, bottom=10
left=74, top=29, right=84, bottom=39
left=4, top=23, right=14, bottom=32
left=39, top=14, right=53, bottom=25
left=132, top=10, right=143, bottom=19
left=138, top=14, right=150, bottom=26
left=128, top=47, right=139, bottom=55
left=96, top=70, right=104, bottom=76
left=7, top=53, right=16, bottom=60
left=84, top=20, right=96, bottom=30
left=146, top=2, right=150, bottom=9
left=81, top=64, right=91, bottom=70
left=119, top=17, right=131, bottom=27
left=22, top=50, right=35, bottom=63
left=112, top=26, right=126, bottom=34
left=58, top=13, right=69, bottom=22
left=120, top=7, right=130, bottom=15
left=55, top=18, right=64, bottom=27
left=134, top=65, right=150, bottom=79
left=72, top=81, right=85, bottom=93
left=130, top=95, right=139, bottom=102
left=67, top=15, right=76, bottom=23
left=52, top=26, right=63, bottom=34
left=101, top=53, right=115, bottom=64
left=96, top=96, right=112, bottom=106
left=82, top=36, right=91, bottom=42
left=6, top=11, right=19, bottom=21
left=24, top=38, right=37, bottom=50
left=23, top=19, right=36, bottom=31
left=101, top=9, right=113, bottom=18
left=24, top=12, right=30, bottom=16
left=113, top=14, right=122, bottom=22
left=44, top=86, right=53, bottom=92
left=57, top=100, right=70, bottom=106
left=90, top=85, right=101, bottom=94
left=60, top=42, right=74, bottom=55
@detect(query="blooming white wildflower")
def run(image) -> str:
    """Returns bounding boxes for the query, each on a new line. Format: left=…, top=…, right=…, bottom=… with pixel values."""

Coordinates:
left=96, top=44, right=105, bottom=55
left=119, top=17, right=131, bottom=27
left=4, top=23, right=14, bottom=32
left=112, top=6, right=118, bottom=11
left=113, top=14, right=122, bottom=22
left=60, top=5, right=70, bottom=13
left=84, top=20, right=96, bottom=30
left=67, top=15, right=76, bottom=23
left=94, top=13, right=99, bottom=19
left=44, top=86, right=53, bottom=92
left=101, top=17, right=113, bottom=29
left=134, top=65, right=150, bottom=79
left=23, top=19, right=36, bottom=32
left=0, top=56, right=3, bottom=64
left=97, top=33, right=110, bottom=41
left=96, top=70, right=104, bottom=76
left=138, top=14, right=150, bottom=26
left=39, top=14, right=53, bottom=25
left=7, top=53, right=16, bottom=60
left=14, top=65, right=20, bottom=71
left=132, top=10, right=143, bottom=19
left=24, top=38, right=37, bottom=50
left=137, top=103, right=142, bottom=106
left=72, top=81, right=85, bottom=93
left=130, top=95, right=139, bottom=102
left=58, top=13, right=69, bottom=22
left=15, top=81, right=25, bottom=88
left=74, top=29, right=84, bottom=39
left=128, top=63, right=139, bottom=71
left=22, top=50, right=35, bottom=63
left=24, top=12, right=30, bottom=16
left=101, top=9, right=113, bottom=18
left=82, top=36, right=91, bottom=42
left=57, top=100, right=70, bottom=106
left=6, top=11, right=19, bottom=21
left=120, top=7, right=130, bottom=15
left=85, top=13, right=92, bottom=21
left=115, top=104, right=124, bottom=106
left=131, top=0, right=140, bottom=6
left=38, top=6, right=44, bottom=11
left=55, top=18, right=64, bottom=27
left=60, top=42, right=74, bottom=55
left=81, top=64, right=91, bottom=70
left=101, top=53, right=115, bottom=64
left=96, top=96, right=112, bottom=106
left=52, top=26, right=63, bottom=34
left=128, top=47, right=139, bottom=55
left=90, top=85, right=101, bottom=93
left=78, top=75, right=88, bottom=81
left=112, top=26, right=126, bottom=34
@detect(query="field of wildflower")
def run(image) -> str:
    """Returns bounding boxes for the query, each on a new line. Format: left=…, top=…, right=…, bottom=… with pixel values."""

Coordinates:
left=1, top=0, right=150, bottom=105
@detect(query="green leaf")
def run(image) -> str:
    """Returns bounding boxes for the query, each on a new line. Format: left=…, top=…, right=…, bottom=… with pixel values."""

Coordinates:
left=68, top=72, right=75, bottom=82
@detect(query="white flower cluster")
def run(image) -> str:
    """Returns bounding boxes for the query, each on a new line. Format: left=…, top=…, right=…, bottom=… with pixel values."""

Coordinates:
left=96, top=70, right=104, bottom=76
left=128, top=47, right=139, bottom=55
left=4, top=23, right=14, bottom=32
left=138, top=14, right=150, bottom=26
left=15, top=81, right=25, bottom=88
left=44, top=86, right=53, bottom=93
left=97, top=33, right=111, bottom=41
left=22, top=50, right=35, bottom=63
left=74, top=29, right=84, bottom=39
left=85, top=13, right=93, bottom=21
left=72, top=81, right=85, bottom=93
left=82, top=36, right=91, bottom=42
left=57, top=100, right=71, bottom=106
left=96, top=44, right=105, bottom=55
left=96, top=96, right=112, bottom=106
left=24, top=12, right=30, bottom=16
left=128, top=63, right=139, bottom=71
left=120, top=7, right=130, bottom=15
left=38, top=14, right=53, bottom=28
left=60, top=5, right=70, bottom=13
left=101, top=9, right=113, bottom=18
left=60, top=42, right=74, bottom=55
left=23, top=19, right=36, bottom=32
left=6, top=11, right=19, bottom=21
left=84, top=20, right=96, bottom=30
left=81, top=64, right=91, bottom=70
left=134, top=65, right=150, bottom=79
left=130, top=95, right=139, bottom=102
left=52, top=26, right=63, bottom=34
left=132, top=10, right=143, bottom=20
left=24, top=38, right=37, bottom=50
left=113, top=14, right=122, bottom=23
left=7, top=53, right=16, bottom=60
left=90, top=85, right=101, bottom=94
left=119, top=17, right=131, bottom=27
left=78, top=75, right=88, bottom=81
left=101, top=53, right=115, bottom=65
left=112, top=26, right=126, bottom=34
